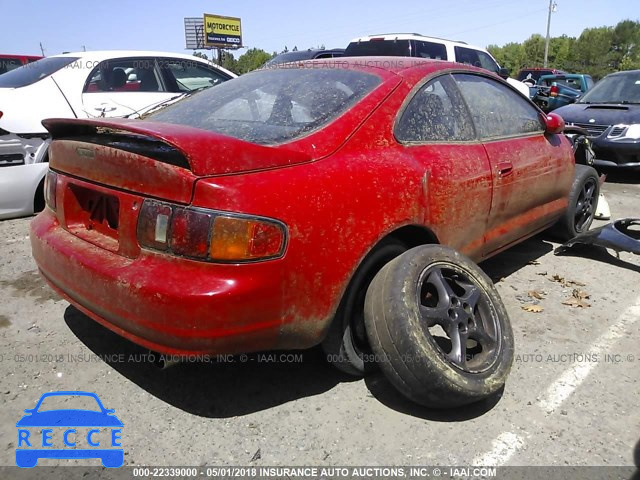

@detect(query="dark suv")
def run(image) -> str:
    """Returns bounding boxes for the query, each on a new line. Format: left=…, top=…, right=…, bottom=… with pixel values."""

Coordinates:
left=264, top=48, right=344, bottom=67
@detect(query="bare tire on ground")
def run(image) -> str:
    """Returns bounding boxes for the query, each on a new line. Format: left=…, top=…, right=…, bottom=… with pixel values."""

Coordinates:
left=322, top=240, right=406, bottom=376
left=364, top=245, right=514, bottom=408
left=553, top=164, right=600, bottom=241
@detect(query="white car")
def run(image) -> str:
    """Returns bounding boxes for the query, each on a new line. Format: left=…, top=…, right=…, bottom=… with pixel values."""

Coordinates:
left=0, top=50, right=236, bottom=219
left=344, top=34, right=531, bottom=97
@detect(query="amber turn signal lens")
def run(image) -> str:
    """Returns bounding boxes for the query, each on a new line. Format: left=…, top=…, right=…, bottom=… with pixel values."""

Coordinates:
left=210, top=216, right=285, bottom=261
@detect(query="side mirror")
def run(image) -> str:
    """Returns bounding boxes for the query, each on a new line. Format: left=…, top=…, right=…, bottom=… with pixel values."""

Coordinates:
left=544, top=112, right=565, bottom=134
left=498, top=67, right=510, bottom=79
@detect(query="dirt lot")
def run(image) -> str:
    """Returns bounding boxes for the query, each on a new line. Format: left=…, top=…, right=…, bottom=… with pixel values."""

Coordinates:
left=0, top=173, right=639, bottom=474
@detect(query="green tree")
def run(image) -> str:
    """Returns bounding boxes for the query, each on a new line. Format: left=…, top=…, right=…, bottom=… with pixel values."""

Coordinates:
left=611, top=20, right=640, bottom=70
left=487, top=20, right=640, bottom=79
left=571, top=26, right=615, bottom=79
left=192, top=51, right=208, bottom=60
left=522, top=34, right=546, bottom=67
left=220, top=51, right=239, bottom=75
left=489, top=42, right=526, bottom=73
left=236, top=48, right=274, bottom=74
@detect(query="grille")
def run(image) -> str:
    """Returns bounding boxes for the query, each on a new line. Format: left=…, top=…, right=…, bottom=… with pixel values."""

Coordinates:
left=609, top=126, right=626, bottom=136
left=570, top=122, right=610, bottom=136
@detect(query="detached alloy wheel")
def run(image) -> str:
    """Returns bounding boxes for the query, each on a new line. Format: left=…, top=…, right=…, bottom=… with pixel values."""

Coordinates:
left=364, top=245, right=514, bottom=408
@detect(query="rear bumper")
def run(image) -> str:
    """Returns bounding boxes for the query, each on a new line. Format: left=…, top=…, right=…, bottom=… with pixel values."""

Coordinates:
left=30, top=210, right=287, bottom=355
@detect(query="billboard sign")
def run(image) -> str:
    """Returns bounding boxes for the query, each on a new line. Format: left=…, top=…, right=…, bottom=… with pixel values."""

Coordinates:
left=204, top=14, right=242, bottom=48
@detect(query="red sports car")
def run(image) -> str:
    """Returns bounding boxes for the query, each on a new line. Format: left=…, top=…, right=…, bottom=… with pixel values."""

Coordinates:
left=30, top=58, right=598, bottom=407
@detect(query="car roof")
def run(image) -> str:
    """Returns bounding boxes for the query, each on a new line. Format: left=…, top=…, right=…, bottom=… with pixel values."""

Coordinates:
left=45, top=50, right=236, bottom=77
left=348, top=33, right=496, bottom=52
left=298, top=56, right=483, bottom=76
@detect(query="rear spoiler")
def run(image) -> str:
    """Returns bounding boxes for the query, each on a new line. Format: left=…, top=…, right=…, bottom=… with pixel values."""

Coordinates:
left=42, top=118, right=313, bottom=177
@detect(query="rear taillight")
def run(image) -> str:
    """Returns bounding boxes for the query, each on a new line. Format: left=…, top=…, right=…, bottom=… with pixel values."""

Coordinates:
left=550, top=83, right=559, bottom=97
left=44, top=170, right=57, bottom=211
left=137, top=199, right=286, bottom=262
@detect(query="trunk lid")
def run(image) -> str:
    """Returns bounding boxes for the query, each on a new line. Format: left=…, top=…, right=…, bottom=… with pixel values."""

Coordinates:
left=45, top=117, right=312, bottom=179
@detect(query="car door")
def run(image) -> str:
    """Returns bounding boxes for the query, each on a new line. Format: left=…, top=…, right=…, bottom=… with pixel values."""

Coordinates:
left=395, top=74, right=492, bottom=260
left=452, top=73, right=572, bottom=256
left=81, top=57, right=176, bottom=118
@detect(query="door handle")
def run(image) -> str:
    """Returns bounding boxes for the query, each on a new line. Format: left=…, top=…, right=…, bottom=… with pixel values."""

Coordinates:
left=497, top=161, right=513, bottom=177
left=94, top=105, right=117, bottom=112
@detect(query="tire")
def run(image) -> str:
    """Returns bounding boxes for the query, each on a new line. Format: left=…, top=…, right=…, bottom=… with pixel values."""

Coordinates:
left=553, top=164, right=600, bottom=241
left=33, top=178, right=45, bottom=213
left=322, top=240, right=406, bottom=376
left=364, top=245, right=514, bottom=408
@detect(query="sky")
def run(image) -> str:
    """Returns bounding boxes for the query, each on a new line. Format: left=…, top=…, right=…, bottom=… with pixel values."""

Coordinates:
left=2, top=0, right=639, bottom=58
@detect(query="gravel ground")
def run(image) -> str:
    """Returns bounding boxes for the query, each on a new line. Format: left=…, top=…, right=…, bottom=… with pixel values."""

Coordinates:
left=0, top=173, right=638, bottom=476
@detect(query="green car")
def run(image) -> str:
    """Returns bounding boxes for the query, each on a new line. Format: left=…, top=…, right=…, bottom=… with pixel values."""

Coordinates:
left=534, top=74, right=594, bottom=112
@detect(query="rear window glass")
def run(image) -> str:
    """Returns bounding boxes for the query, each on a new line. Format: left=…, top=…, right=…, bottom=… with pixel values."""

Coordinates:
left=149, top=67, right=381, bottom=145
left=0, top=57, right=79, bottom=88
left=344, top=40, right=412, bottom=57
left=0, top=57, right=23, bottom=75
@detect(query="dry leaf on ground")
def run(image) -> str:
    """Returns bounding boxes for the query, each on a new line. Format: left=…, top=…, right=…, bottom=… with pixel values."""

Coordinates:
left=562, top=298, right=591, bottom=308
left=549, top=274, right=587, bottom=288
left=528, top=290, right=547, bottom=300
left=522, top=304, right=544, bottom=313
left=572, top=289, right=590, bottom=300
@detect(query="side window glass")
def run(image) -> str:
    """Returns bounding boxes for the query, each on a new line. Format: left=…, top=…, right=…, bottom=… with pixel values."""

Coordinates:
left=84, top=59, right=163, bottom=93
left=454, top=47, right=499, bottom=74
left=161, top=59, right=229, bottom=92
left=414, top=41, right=447, bottom=60
left=453, top=73, right=544, bottom=139
left=396, top=75, right=474, bottom=142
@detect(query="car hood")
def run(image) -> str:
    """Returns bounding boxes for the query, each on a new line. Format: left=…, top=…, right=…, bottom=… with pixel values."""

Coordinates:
left=554, top=103, right=640, bottom=125
left=0, top=78, right=75, bottom=134
left=16, top=410, right=123, bottom=427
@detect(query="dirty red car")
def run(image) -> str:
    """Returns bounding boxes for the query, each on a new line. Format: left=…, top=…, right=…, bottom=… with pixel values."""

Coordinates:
left=30, top=58, right=597, bottom=407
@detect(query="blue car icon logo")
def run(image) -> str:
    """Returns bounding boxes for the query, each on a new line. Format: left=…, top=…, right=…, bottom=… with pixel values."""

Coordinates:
left=16, top=391, right=123, bottom=468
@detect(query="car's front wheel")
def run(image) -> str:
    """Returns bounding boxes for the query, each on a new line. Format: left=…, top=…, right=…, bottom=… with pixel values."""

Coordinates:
left=553, top=164, right=600, bottom=240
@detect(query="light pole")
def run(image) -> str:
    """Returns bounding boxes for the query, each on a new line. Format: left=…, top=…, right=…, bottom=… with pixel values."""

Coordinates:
left=543, top=0, right=557, bottom=67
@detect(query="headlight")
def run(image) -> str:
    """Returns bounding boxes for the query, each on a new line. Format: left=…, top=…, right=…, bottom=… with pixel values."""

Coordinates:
left=624, top=124, right=640, bottom=139
left=609, top=124, right=640, bottom=140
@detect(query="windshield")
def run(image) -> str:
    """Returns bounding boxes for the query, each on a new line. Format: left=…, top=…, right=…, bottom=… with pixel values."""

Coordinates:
left=149, top=67, right=381, bottom=145
left=0, top=56, right=79, bottom=88
left=579, top=71, right=640, bottom=104
left=344, top=40, right=412, bottom=57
